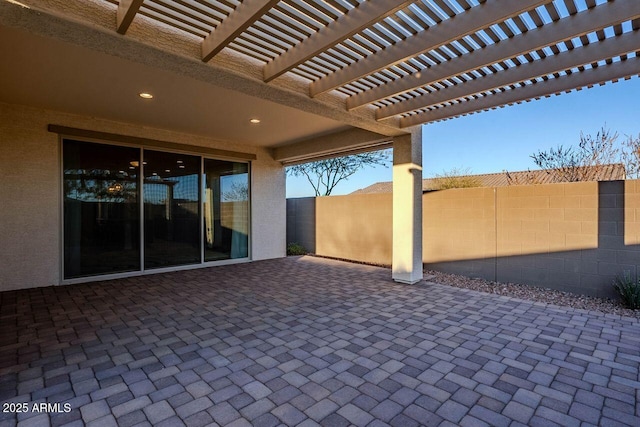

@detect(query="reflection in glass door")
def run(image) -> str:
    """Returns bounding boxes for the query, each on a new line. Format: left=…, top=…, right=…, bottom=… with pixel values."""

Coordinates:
left=204, top=160, right=249, bottom=261
left=143, top=150, right=201, bottom=269
left=63, top=139, right=251, bottom=280
left=63, top=140, right=140, bottom=279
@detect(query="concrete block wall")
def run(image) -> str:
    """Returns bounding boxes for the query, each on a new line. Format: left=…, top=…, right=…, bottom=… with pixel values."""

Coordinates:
left=494, top=182, right=600, bottom=296
left=286, top=197, right=316, bottom=253
left=425, top=180, right=639, bottom=298
left=497, top=182, right=598, bottom=256
left=315, top=193, right=392, bottom=265
left=594, top=181, right=639, bottom=294
left=624, top=180, right=640, bottom=246
left=287, top=180, right=640, bottom=298
left=423, top=187, right=496, bottom=280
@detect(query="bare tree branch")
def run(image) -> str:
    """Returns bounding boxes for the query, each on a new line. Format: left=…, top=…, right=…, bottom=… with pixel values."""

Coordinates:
left=529, top=126, right=635, bottom=182
left=621, top=133, right=640, bottom=179
left=222, top=181, right=249, bottom=201
left=287, top=150, right=390, bottom=196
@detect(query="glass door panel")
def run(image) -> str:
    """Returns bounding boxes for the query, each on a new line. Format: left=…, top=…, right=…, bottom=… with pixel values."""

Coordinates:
left=63, top=140, right=250, bottom=280
left=63, top=140, right=140, bottom=279
left=204, top=159, right=249, bottom=261
left=143, top=150, right=200, bottom=268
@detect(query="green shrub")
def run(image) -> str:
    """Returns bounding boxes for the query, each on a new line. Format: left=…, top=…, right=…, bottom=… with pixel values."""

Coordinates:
left=287, top=242, right=307, bottom=256
left=613, top=271, right=640, bottom=309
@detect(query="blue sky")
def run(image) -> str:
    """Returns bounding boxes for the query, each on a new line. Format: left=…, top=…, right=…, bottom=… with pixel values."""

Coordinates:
left=286, top=76, right=640, bottom=198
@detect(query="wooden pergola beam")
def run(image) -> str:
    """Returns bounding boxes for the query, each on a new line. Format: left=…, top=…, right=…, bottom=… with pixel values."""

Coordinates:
left=400, top=58, right=640, bottom=127
left=116, top=0, right=144, bottom=35
left=202, top=0, right=280, bottom=63
left=377, top=30, right=640, bottom=120
left=309, top=0, right=548, bottom=97
left=347, top=0, right=640, bottom=110
left=263, top=0, right=413, bottom=82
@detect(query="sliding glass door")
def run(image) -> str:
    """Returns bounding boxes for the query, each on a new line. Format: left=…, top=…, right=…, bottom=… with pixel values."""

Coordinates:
left=204, top=159, right=249, bottom=261
left=63, top=140, right=140, bottom=278
left=62, top=139, right=250, bottom=280
left=143, top=150, right=200, bottom=269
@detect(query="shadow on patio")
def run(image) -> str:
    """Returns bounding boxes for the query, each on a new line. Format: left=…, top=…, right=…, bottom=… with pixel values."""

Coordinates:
left=1, top=256, right=639, bottom=426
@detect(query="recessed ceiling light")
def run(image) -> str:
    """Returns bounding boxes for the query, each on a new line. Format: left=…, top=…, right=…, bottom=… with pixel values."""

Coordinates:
left=139, top=92, right=153, bottom=99
left=249, top=118, right=261, bottom=124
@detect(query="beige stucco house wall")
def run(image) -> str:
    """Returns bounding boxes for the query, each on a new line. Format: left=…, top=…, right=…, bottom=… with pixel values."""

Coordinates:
left=0, top=101, right=286, bottom=292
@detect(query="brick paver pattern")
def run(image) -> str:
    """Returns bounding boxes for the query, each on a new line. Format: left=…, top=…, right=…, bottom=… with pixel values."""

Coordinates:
left=1, top=256, right=639, bottom=426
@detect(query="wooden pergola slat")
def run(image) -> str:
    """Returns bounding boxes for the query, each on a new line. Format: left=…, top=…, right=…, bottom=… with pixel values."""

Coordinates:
left=202, top=0, right=280, bottom=62
left=346, top=0, right=640, bottom=110
left=376, top=31, right=640, bottom=120
left=309, top=0, right=549, bottom=97
left=400, top=57, right=640, bottom=127
left=116, top=0, right=145, bottom=34
left=78, top=0, right=640, bottom=129
left=263, top=0, right=413, bottom=82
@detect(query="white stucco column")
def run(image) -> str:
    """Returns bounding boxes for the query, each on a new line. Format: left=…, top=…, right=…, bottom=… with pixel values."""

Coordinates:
left=392, top=128, right=423, bottom=284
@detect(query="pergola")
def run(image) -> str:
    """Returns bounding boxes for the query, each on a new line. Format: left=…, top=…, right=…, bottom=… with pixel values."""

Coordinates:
left=1, top=0, right=639, bottom=286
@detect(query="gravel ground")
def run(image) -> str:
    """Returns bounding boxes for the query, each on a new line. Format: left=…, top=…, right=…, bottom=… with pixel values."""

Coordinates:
left=425, top=269, right=640, bottom=319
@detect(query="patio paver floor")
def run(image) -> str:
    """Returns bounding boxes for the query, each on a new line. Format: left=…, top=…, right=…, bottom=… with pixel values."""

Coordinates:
left=1, top=256, right=639, bottom=426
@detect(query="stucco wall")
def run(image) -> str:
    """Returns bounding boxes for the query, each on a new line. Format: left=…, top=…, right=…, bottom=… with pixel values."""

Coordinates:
left=0, top=102, right=285, bottom=291
left=251, top=151, right=286, bottom=261
left=0, top=103, right=60, bottom=291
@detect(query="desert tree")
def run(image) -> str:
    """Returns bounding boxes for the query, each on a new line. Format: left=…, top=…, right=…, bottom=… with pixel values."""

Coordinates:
left=527, top=126, right=640, bottom=182
left=432, top=167, right=481, bottom=189
left=620, top=133, right=640, bottom=179
left=287, top=149, right=390, bottom=196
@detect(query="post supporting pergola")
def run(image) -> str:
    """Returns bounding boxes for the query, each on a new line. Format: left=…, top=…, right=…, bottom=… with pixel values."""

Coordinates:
left=392, top=128, right=423, bottom=284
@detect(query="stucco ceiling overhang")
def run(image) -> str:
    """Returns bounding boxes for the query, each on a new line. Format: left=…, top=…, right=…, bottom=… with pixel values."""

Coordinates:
left=1, top=0, right=639, bottom=160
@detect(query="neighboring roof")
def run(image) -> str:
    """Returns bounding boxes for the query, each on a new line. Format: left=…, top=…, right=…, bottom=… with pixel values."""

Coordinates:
left=351, top=164, right=627, bottom=194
